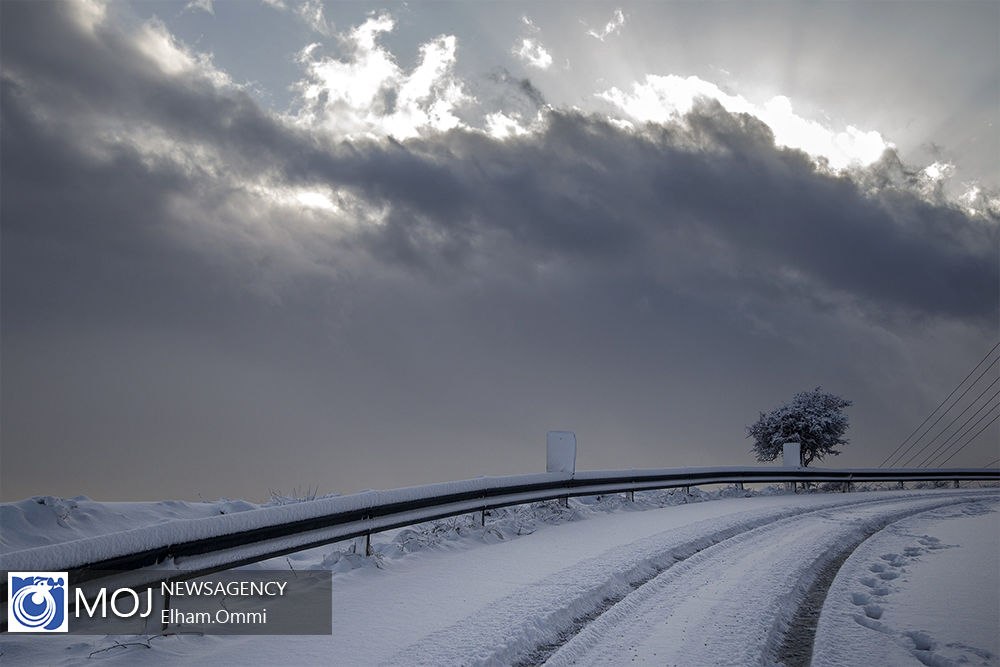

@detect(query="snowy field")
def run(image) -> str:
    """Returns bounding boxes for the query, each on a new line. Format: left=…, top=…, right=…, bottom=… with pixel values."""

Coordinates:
left=813, top=500, right=999, bottom=667
left=1, top=486, right=997, bottom=666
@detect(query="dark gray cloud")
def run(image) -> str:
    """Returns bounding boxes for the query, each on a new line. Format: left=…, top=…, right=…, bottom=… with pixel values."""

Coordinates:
left=481, top=68, right=547, bottom=112
left=310, top=108, right=996, bottom=321
left=1, top=1, right=996, bottom=501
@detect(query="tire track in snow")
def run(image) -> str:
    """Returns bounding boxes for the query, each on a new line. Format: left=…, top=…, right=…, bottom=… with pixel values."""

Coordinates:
left=520, top=499, right=906, bottom=667
left=539, top=493, right=995, bottom=667
left=385, top=493, right=989, bottom=666
left=770, top=498, right=997, bottom=666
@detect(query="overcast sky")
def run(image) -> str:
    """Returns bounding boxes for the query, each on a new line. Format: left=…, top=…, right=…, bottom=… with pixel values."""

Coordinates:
left=2, top=0, right=997, bottom=502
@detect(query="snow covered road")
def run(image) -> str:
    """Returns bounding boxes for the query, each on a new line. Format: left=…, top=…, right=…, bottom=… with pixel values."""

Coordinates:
left=542, top=493, right=997, bottom=666
left=1, top=488, right=996, bottom=666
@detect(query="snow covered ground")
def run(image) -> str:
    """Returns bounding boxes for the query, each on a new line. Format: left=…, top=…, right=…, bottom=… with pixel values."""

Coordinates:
left=813, top=500, right=999, bottom=666
left=0, top=495, right=260, bottom=553
left=1, top=486, right=997, bottom=665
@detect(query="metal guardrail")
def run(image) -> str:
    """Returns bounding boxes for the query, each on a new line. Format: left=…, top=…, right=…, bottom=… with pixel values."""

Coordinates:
left=1, top=465, right=997, bottom=631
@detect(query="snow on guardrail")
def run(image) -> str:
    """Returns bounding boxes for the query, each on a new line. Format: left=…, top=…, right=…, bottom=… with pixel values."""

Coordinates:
left=1, top=466, right=996, bottom=576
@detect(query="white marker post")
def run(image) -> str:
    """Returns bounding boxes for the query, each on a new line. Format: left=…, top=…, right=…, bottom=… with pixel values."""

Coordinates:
left=783, top=440, right=801, bottom=492
left=782, top=441, right=802, bottom=468
left=547, top=431, right=576, bottom=507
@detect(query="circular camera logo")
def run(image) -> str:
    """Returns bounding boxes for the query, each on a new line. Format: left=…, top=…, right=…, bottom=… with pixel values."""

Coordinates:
left=7, top=572, right=68, bottom=632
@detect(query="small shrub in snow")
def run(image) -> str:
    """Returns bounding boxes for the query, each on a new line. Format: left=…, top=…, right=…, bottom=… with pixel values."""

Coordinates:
left=266, top=486, right=329, bottom=506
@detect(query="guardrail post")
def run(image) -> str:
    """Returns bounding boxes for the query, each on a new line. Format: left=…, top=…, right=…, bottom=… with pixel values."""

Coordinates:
left=898, top=480, right=905, bottom=489
left=684, top=486, right=690, bottom=496
left=954, top=480, right=960, bottom=489
left=362, top=511, right=374, bottom=557
left=737, top=481, right=744, bottom=491
left=627, top=490, right=634, bottom=502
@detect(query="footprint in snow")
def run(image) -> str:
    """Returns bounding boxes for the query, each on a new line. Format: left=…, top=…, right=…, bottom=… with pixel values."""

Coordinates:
left=906, top=630, right=935, bottom=651
left=944, top=641, right=995, bottom=661
left=879, top=553, right=906, bottom=567
left=852, top=614, right=892, bottom=634
left=863, top=604, right=883, bottom=619
left=916, top=535, right=952, bottom=550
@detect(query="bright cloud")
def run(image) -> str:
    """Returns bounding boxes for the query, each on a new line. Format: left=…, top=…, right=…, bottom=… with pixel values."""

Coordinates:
left=130, top=17, right=233, bottom=88
left=293, top=188, right=336, bottom=211
left=922, top=161, right=954, bottom=182
left=958, top=184, right=1000, bottom=218
left=484, top=111, right=531, bottom=139
left=297, top=0, right=332, bottom=36
left=514, top=38, right=553, bottom=70
left=587, top=9, right=625, bottom=41
left=184, top=0, right=215, bottom=16
left=293, top=15, right=468, bottom=139
left=68, top=0, right=106, bottom=34
left=599, top=74, right=891, bottom=170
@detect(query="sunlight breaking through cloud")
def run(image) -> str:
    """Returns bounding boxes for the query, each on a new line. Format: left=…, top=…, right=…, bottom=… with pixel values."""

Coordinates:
left=2, top=0, right=997, bottom=507
left=600, top=74, right=891, bottom=170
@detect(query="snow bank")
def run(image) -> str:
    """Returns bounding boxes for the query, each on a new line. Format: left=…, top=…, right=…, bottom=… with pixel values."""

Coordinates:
left=0, top=496, right=256, bottom=553
left=0, top=473, right=570, bottom=571
left=2, top=466, right=993, bottom=573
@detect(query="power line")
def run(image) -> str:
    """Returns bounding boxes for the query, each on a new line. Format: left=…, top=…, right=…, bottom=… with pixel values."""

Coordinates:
left=879, top=341, right=999, bottom=467
left=924, top=402, right=1000, bottom=468
left=902, top=380, right=1000, bottom=468
left=984, top=458, right=1000, bottom=468
left=915, top=385, right=1000, bottom=467
left=936, top=410, right=1000, bottom=467
left=917, top=397, right=1000, bottom=468
left=883, top=352, right=1000, bottom=468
